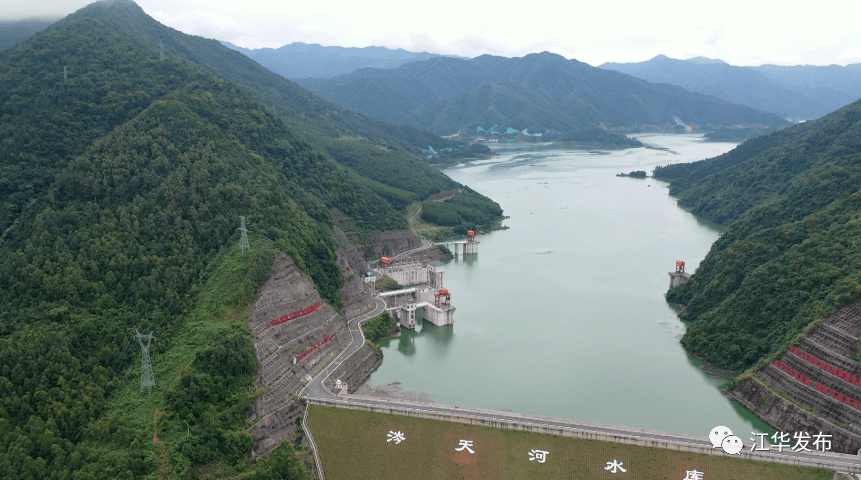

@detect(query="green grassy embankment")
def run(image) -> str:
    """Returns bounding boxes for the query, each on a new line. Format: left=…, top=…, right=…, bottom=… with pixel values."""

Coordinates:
left=308, top=405, right=832, bottom=480
left=408, top=201, right=458, bottom=241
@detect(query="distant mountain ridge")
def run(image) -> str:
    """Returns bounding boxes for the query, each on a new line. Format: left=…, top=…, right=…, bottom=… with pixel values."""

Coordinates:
left=219, top=41, right=447, bottom=79
left=297, top=51, right=788, bottom=136
left=600, top=55, right=861, bottom=120
left=0, top=19, right=56, bottom=51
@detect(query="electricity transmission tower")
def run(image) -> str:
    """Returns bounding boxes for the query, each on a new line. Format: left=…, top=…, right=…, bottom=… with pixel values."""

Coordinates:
left=135, top=330, right=156, bottom=394
left=238, top=216, right=250, bottom=252
left=63, top=66, right=68, bottom=82
left=159, top=40, right=164, bottom=60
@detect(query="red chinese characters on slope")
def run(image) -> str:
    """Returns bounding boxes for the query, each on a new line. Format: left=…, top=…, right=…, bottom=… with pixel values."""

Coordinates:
left=269, top=301, right=322, bottom=326
left=788, top=344, right=861, bottom=385
left=778, top=345, right=861, bottom=409
left=296, top=334, right=334, bottom=362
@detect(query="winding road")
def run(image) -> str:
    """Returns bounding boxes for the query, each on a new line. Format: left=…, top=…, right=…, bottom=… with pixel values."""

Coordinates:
left=301, top=297, right=386, bottom=399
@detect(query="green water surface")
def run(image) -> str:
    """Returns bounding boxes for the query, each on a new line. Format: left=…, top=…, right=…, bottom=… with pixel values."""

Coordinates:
left=370, top=134, right=773, bottom=439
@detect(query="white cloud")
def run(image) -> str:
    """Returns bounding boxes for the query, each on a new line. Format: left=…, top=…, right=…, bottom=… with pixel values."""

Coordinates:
left=0, top=0, right=89, bottom=21
left=3, top=0, right=859, bottom=66
left=835, top=47, right=861, bottom=65
left=150, top=8, right=247, bottom=40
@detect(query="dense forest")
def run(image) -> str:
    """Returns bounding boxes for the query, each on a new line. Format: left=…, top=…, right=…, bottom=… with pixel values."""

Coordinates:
left=655, top=99, right=861, bottom=372
left=420, top=188, right=505, bottom=234
left=297, top=51, right=788, bottom=137
left=56, top=0, right=480, bottom=163
left=0, top=2, right=502, bottom=478
left=360, top=312, right=399, bottom=343
left=703, top=126, right=778, bottom=142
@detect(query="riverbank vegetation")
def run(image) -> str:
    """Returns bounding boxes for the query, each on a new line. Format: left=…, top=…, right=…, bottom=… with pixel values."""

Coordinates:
left=420, top=188, right=504, bottom=236
left=656, top=99, right=861, bottom=372
left=361, top=312, right=400, bottom=343
left=375, top=276, right=402, bottom=292
left=554, top=128, right=645, bottom=149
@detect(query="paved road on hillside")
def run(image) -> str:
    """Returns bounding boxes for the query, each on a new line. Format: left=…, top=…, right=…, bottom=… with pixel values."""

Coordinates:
left=392, top=239, right=433, bottom=260
left=301, top=297, right=386, bottom=399
left=300, top=292, right=861, bottom=475
left=408, top=205, right=422, bottom=226
left=304, top=238, right=432, bottom=399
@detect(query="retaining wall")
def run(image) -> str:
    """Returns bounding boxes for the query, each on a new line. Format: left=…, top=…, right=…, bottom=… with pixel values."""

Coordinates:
left=325, top=343, right=382, bottom=394
left=730, top=376, right=861, bottom=455
left=802, top=338, right=861, bottom=375
left=340, top=273, right=374, bottom=321
left=251, top=399, right=305, bottom=455
left=812, top=324, right=858, bottom=358
left=247, top=252, right=351, bottom=451
left=825, top=301, right=861, bottom=337
left=783, top=351, right=861, bottom=399
left=759, top=364, right=861, bottom=432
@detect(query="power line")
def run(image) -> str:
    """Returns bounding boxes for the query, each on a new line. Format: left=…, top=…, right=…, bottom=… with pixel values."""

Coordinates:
left=58, top=230, right=240, bottom=480
left=238, top=215, right=250, bottom=252
left=134, top=330, right=156, bottom=394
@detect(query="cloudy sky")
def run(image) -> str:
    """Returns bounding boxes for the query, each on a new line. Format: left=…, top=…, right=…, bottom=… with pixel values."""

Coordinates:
left=4, top=0, right=860, bottom=66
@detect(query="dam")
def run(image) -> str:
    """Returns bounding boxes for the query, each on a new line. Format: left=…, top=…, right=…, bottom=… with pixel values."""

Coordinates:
left=376, top=260, right=455, bottom=328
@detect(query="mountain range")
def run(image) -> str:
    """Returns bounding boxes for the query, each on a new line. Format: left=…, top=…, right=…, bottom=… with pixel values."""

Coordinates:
left=601, top=55, right=861, bottom=120
left=0, top=1, right=501, bottom=477
left=296, top=52, right=789, bottom=136
left=219, top=41, right=446, bottom=79
left=0, top=19, right=54, bottom=51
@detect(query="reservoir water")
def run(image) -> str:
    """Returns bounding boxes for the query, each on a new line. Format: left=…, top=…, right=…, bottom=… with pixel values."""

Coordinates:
left=367, top=133, right=773, bottom=438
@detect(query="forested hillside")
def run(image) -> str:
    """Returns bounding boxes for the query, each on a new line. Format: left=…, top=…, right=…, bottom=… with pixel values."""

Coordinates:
left=0, top=1, right=501, bottom=478
left=53, top=0, right=479, bottom=162
left=297, top=51, right=789, bottom=136
left=654, top=100, right=861, bottom=371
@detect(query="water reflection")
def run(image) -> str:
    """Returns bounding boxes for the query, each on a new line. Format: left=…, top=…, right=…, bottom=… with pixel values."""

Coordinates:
left=395, top=327, right=416, bottom=356
left=416, top=319, right=454, bottom=358
left=452, top=253, right=478, bottom=266
left=383, top=317, right=456, bottom=358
